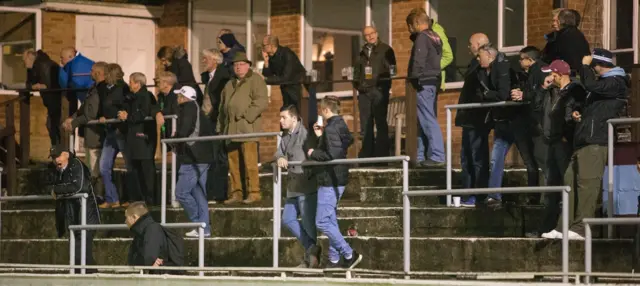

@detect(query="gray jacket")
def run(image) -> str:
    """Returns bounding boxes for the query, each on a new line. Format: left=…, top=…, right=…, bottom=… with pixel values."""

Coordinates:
left=71, top=83, right=104, bottom=149
left=275, top=123, right=316, bottom=198
left=408, top=29, right=443, bottom=87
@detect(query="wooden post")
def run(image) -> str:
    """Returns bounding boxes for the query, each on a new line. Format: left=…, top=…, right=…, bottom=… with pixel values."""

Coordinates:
left=5, top=102, right=16, bottom=195
left=405, top=81, right=417, bottom=165
left=19, top=92, right=30, bottom=166
left=631, top=64, right=640, bottom=143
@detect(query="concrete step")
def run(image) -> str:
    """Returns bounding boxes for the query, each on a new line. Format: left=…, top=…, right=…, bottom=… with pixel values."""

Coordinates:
left=0, top=236, right=631, bottom=273
left=1, top=205, right=547, bottom=239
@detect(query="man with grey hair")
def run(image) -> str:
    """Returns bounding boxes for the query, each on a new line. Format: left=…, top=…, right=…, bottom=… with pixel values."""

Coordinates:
left=153, top=71, right=180, bottom=138
left=542, top=9, right=590, bottom=73
left=200, top=48, right=231, bottom=203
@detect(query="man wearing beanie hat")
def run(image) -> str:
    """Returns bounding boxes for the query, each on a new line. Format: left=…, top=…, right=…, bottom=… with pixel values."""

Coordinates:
left=543, top=49, right=630, bottom=240
left=217, top=52, right=268, bottom=204
left=217, top=30, right=246, bottom=74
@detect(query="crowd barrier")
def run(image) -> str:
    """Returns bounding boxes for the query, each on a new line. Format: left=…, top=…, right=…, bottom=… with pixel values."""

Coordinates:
left=69, top=222, right=206, bottom=275
left=583, top=217, right=640, bottom=282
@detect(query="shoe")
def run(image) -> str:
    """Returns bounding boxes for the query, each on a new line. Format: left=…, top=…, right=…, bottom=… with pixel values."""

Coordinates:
left=224, top=193, right=243, bottom=205
left=110, top=201, right=121, bottom=208
left=242, top=193, right=262, bottom=204
left=185, top=229, right=211, bottom=238
left=308, top=245, right=322, bottom=269
left=461, top=197, right=476, bottom=208
left=208, top=201, right=217, bottom=205
left=98, top=202, right=110, bottom=209
left=567, top=230, right=584, bottom=240
left=326, top=260, right=342, bottom=268
left=486, top=197, right=501, bottom=207
left=418, top=160, right=445, bottom=168
left=343, top=251, right=363, bottom=269
left=120, top=202, right=129, bottom=208
left=541, top=230, right=562, bottom=239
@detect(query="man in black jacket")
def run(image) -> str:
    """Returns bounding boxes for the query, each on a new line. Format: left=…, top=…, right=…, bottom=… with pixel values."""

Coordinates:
left=353, top=26, right=396, bottom=158
left=157, top=46, right=203, bottom=105
left=262, top=35, right=306, bottom=110
left=544, top=49, right=629, bottom=240
left=23, top=49, right=61, bottom=147
left=173, top=86, right=214, bottom=237
left=541, top=9, right=590, bottom=74
left=307, top=96, right=362, bottom=269
left=49, top=145, right=100, bottom=273
left=118, top=72, right=156, bottom=205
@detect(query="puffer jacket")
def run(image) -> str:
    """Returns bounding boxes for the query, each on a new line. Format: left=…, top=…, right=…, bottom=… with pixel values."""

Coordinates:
left=309, top=116, right=353, bottom=187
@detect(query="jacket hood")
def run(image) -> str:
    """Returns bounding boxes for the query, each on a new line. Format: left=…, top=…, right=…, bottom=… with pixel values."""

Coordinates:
left=601, top=67, right=627, bottom=78
left=130, top=213, right=155, bottom=236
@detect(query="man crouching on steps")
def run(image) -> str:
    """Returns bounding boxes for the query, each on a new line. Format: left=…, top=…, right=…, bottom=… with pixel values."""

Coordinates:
left=307, top=96, right=362, bottom=269
left=276, top=105, right=321, bottom=268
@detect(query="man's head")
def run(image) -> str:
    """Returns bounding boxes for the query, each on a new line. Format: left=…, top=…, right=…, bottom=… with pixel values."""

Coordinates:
left=519, top=46, right=541, bottom=71
left=591, top=48, right=616, bottom=75
left=279, top=105, right=300, bottom=130
left=125, top=201, right=149, bottom=229
left=175, top=86, right=197, bottom=105
left=363, top=26, right=378, bottom=45
left=262, top=35, right=279, bottom=56
left=106, top=63, right=124, bottom=85
left=218, top=31, right=237, bottom=52
left=49, top=145, right=70, bottom=170
left=468, top=33, right=490, bottom=56
left=232, top=52, right=252, bottom=78
left=129, top=72, right=146, bottom=93
left=157, top=46, right=174, bottom=67
left=157, top=71, right=177, bottom=94
left=60, top=47, right=76, bottom=66
left=542, top=60, right=571, bottom=86
left=319, top=96, right=340, bottom=119
left=558, top=9, right=579, bottom=30
left=551, top=8, right=564, bottom=31
left=405, top=8, right=430, bottom=34
left=22, top=49, right=36, bottom=69
left=202, top=48, right=223, bottom=72
left=477, top=44, right=498, bottom=68
left=91, top=61, right=108, bottom=83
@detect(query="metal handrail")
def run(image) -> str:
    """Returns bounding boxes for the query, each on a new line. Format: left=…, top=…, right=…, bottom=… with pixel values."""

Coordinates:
left=444, top=101, right=528, bottom=206
left=606, top=117, right=640, bottom=238
left=274, top=156, right=410, bottom=269
left=583, top=217, right=640, bottom=282
left=159, top=131, right=281, bottom=223
left=68, top=222, right=206, bottom=276
left=402, top=186, right=571, bottom=283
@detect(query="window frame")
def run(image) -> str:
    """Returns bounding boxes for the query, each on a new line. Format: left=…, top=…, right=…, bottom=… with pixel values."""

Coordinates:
left=0, top=6, right=42, bottom=90
left=428, top=0, right=528, bottom=89
left=602, top=0, right=639, bottom=66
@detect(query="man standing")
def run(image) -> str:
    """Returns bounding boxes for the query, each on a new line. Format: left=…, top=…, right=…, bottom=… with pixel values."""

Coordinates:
left=49, top=145, right=100, bottom=273
left=174, top=86, right=214, bottom=237
left=262, top=35, right=306, bottom=110
left=218, top=30, right=246, bottom=74
left=217, top=52, right=268, bottom=205
left=455, top=33, right=491, bottom=205
left=64, top=62, right=108, bottom=185
left=200, top=48, right=231, bottom=203
left=541, top=9, right=590, bottom=74
left=406, top=8, right=444, bottom=168
left=276, top=105, right=320, bottom=268
left=59, top=47, right=95, bottom=113
left=353, top=26, right=396, bottom=158
left=157, top=46, right=202, bottom=105
left=23, top=49, right=61, bottom=147
left=543, top=49, right=629, bottom=240
left=153, top=71, right=180, bottom=138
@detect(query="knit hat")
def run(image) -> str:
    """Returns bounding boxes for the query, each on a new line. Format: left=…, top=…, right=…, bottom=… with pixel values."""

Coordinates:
left=591, top=48, right=615, bottom=67
left=219, top=33, right=239, bottom=48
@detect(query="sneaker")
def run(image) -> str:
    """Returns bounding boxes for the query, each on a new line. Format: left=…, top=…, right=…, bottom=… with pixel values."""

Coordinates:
left=308, top=245, right=322, bottom=268
left=541, top=230, right=562, bottom=239
left=343, top=251, right=363, bottom=269
left=461, top=197, right=476, bottom=208
left=98, top=202, right=110, bottom=209
left=418, top=160, right=445, bottom=168
left=567, top=230, right=585, bottom=240
left=184, top=230, right=211, bottom=238
left=486, top=197, right=501, bottom=207
left=326, top=260, right=342, bottom=268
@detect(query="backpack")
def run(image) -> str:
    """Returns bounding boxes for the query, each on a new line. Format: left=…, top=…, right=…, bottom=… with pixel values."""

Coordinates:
left=161, top=226, right=185, bottom=267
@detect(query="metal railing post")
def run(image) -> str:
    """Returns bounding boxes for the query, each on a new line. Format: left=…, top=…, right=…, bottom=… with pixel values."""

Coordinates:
left=69, top=230, right=75, bottom=275
left=607, top=122, right=614, bottom=238
left=80, top=194, right=87, bottom=274
left=69, top=133, right=75, bottom=154
left=445, top=108, right=452, bottom=206
left=561, top=188, right=569, bottom=283
left=272, top=163, right=281, bottom=268
left=171, top=117, right=178, bottom=208
left=161, top=142, right=168, bottom=224
left=585, top=222, right=592, bottom=282
left=198, top=224, right=205, bottom=276
left=402, top=159, right=410, bottom=278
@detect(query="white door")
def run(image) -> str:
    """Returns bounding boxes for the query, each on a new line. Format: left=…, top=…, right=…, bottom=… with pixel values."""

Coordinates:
left=75, top=15, right=118, bottom=63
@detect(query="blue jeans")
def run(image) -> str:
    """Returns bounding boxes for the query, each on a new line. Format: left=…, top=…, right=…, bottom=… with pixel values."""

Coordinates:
left=100, top=130, right=132, bottom=203
left=282, top=193, right=318, bottom=251
left=416, top=85, right=445, bottom=162
left=176, top=164, right=211, bottom=234
left=316, top=186, right=352, bottom=263
left=460, top=127, right=490, bottom=190
left=488, top=128, right=512, bottom=200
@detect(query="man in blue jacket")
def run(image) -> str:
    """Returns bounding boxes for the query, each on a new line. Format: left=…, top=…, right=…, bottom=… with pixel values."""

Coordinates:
left=59, top=47, right=95, bottom=115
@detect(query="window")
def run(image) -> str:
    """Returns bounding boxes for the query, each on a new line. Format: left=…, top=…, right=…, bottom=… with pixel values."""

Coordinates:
left=429, top=0, right=526, bottom=87
left=605, top=0, right=639, bottom=73
left=0, top=8, right=40, bottom=89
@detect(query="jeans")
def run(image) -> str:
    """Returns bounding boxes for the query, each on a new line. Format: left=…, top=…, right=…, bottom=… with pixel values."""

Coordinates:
left=282, top=193, right=318, bottom=252
left=176, top=164, right=211, bottom=234
left=100, top=130, right=132, bottom=203
left=416, top=85, right=444, bottom=162
left=460, top=127, right=490, bottom=202
left=316, top=186, right=352, bottom=263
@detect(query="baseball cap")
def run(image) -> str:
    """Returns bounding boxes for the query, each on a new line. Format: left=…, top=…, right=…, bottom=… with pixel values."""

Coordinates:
left=174, top=86, right=197, bottom=101
left=591, top=48, right=615, bottom=67
left=49, top=145, right=70, bottom=159
left=541, top=60, right=570, bottom=76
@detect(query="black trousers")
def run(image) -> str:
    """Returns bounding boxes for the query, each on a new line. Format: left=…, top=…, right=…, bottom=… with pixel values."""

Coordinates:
left=460, top=127, right=490, bottom=202
left=130, top=159, right=156, bottom=205
left=207, top=134, right=229, bottom=201
left=358, top=87, right=390, bottom=158
left=281, top=84, right=302, bottom=111
left=66, top=92, right=79, bottom=117
left=43, top=96, right=61, bottom=147
left=539, top=140, right=572, bottom=233
left=73, top=230, right=96, bottom=274
left=495, top=121, right=540, bottom=187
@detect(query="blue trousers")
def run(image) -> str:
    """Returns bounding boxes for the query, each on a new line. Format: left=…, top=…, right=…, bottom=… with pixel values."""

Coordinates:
left=316, top=186, right=352, bottom=263
left=176, top=164, right=211, bottom=234
left=282, top=193, right=318, bottom=252
left=416, top=85, right=445, bottom=162
left=100, top=130, right=133, bottom=203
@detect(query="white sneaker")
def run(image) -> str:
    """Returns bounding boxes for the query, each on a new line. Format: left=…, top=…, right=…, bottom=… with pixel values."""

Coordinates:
left=567, top=231, right=585, bottom=240
left=541, top=230, right=562, bottom=239
left=185, top=230, right=199, bottom=237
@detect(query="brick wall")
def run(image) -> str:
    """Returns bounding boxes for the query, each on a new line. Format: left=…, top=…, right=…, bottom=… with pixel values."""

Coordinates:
left=568, top=0, right=603, bottom=48
left=527, top=0, right=555, bottom=49
left=156, top=0, right=188, bottom=53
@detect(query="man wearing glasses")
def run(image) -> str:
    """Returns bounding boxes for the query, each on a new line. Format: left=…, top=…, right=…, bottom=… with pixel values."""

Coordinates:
left=261, top=35, right=306, bottom=110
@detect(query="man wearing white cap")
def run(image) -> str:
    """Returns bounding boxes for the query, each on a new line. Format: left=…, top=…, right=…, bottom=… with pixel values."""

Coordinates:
left=173, top=86, right=215, bottom=237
